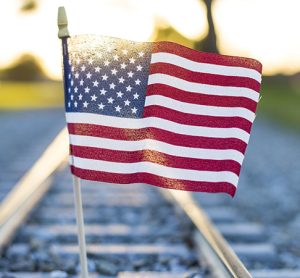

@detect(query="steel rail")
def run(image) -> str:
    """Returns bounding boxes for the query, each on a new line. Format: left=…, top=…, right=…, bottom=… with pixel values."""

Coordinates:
left=0, top=128, right=69, bottom=251
left=160, top=189, right=252, bottom=278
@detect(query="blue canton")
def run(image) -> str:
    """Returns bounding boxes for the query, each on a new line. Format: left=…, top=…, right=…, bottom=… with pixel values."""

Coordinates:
left=63, top=35, right=152, bottom=118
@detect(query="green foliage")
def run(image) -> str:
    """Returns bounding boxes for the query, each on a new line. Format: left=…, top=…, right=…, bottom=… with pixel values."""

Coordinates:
left=0, top=82, right=63, bottom=109
left=258, top=76, right=300, bottom=130
left=154, top=27, right=195, bottom=49
left=0, top=54, right=48, bottom=82
left=20, top=0, right=38, bottom=12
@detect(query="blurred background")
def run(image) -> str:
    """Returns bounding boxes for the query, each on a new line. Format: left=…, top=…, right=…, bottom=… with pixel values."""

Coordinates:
left=1, top=0, right=300, bottom=124
left=0, top=0, right=300, bottom=270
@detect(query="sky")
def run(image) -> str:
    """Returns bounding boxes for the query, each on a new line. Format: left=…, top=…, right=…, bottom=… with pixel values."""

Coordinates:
left=0, top=0, right=300, bottom=79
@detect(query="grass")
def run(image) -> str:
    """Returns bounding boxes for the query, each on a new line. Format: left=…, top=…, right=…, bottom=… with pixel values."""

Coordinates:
left=258, top=77, right=300, bottom=130
left=0, top=81, right=64, bottom=109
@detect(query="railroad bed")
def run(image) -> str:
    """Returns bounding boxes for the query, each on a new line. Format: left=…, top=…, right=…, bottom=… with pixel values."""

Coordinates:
left=1, top=113, right=300, bottom=277
left=1, top=168, right=208, bottom=277
left=0, top=109, right=65, bottom=203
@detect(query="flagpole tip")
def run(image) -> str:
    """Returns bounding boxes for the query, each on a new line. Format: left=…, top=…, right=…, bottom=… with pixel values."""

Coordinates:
left=58, top=6, right=69, bottom=38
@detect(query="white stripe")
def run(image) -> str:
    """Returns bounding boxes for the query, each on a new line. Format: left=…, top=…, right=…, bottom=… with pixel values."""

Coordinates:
left=69, top=134, right=245, bottom=164
left=145, top=95, right=255, bottom=123
left=148, top=74, right=259, bottom=102
left=151, top=52, right=261, bottom=83
left=70, top=155, right=239, bottom=187
left=66, top=112, right=250, bottom=143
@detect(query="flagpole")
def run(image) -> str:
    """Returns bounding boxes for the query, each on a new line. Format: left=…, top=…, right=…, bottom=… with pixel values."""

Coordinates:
left=72, top=176, right=89, bottom=278
left=58, top=7, right=89, bottom=278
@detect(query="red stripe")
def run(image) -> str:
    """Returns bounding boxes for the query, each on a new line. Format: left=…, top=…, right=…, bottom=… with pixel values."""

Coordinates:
left=150, top=63, right=261, bottom=92
left=67, top=123, right=247, bottom=153
left=152, top=41, right=262, bottom=73
left=146, top=84, right=257, bottom=113
left=144, top=106, right=252, bottom=133
left=70, top=145, right=241, bottom=175
left=71, top=166, right=236, bottom=197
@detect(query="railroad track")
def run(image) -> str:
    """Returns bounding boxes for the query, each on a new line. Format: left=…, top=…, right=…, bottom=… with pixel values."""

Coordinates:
left=1, top=129, right=300, bottom=278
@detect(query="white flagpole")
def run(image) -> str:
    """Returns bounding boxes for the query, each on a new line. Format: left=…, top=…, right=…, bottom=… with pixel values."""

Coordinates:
left=57, top=7, right=89, bottom=278
left=72, top=176, right=89, bottom=278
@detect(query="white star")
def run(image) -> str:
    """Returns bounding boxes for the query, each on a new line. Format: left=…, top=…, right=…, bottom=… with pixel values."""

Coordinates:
left=115, top=105, right=121, bottom=112
left=68, top=101, right=71, bottom=108
left=129, top=57, right=136, bottom=64
left=136, top=65, right=143, bottom=71
left=135, top=79, right=141, bottom=85
left=116, top=91, right=123, bottom=98
left=70, top=94, right=74, bottom=100
left=70, top=80, right=74, bottom=86
left=127, top=71, right=134, bottom=78
left=79, top=79, right=84, bottom=86
left=111, top=68, right=118, bottom=75
left=84, top=86, right=90, bottom=93
left=124, top=99, right=130, bottom=106
left=83, top=101, right=89, bottom=108
left=107, top=97, right=114, bottom=104
left=71, top=66, right=75, bottom=72
left=95, top=66, right=101, bottom=72
left=74, top=101, right=78, bottom=108
left=122, top=49, right=128, bottom=55
left=100, top=88, right=107, bottom=95
left=118, top=77, right=125, bottom=83
left=91, top=94, right=97, bottom=101
left=78, top=94, right=83, bottom=100
left=88, top=58, right=94, bottom=64
left=126, top=85, right=132, bottom=92
left=81, top=65, right=86, bottom=71
left=104, top=60, right=110, bottom=66
left=74, top=72, right=79, bottom=79
left=74, top=87, right=78, bottom=93
left=86, top=72, right=92, bottom=79
left=93, top=80, right=99, bottom=87
left=131, top=107, right=137, bottom=114
left=109, top=83, right=116, bottom=89
left=98, top=103, right=105, bottom=110
left=133, top=93, right=139, bottom=99
left=113, top=54, right=119, bottom=61
left=138, top=51, right=144, bottom=57
left=76, top=58, right=80, bottom=64
left=120, top=63, right=127, bottom=69
left=102, top=74, right=108, bottom=81
left=68, top=88, right=71, bottom=93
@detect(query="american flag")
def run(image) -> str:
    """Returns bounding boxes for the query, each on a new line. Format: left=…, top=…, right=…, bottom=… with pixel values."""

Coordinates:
left=62, top=35, right=262, bottom=197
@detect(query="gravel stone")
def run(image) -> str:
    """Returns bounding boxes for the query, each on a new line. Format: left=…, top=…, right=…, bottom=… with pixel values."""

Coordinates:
left=95, top=260, right=119, bottom=276
left=186, top=273, right=205, bottom=278
left=6, top=245, right=29, bottom=259
left=0, top=273, right=17, bottom=278
left=50, top=270, right=68, bottom=278
left=9, top=260, right=35, bottom=272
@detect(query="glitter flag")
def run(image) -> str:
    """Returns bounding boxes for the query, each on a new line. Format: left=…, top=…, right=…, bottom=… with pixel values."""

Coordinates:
left=61, top=35, right=262, bottom=196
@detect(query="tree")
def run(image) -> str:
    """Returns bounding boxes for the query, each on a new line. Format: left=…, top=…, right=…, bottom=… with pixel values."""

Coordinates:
left=195, top=0, right=218, bottom=53
left=0, top=54, right=48, bottom=81
left=19, top=0, right=38, bottom=12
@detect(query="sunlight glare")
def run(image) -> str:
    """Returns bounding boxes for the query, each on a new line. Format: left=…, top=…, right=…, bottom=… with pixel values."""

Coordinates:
left=0, top=0, right=208, bottom=79
left=1, top=0, right=300, bottom=78
left=0, top=0, right=156, bottom=80
left=152, top=0, right=208, bottom=40
left=214, top=0, right=300, bottom=75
